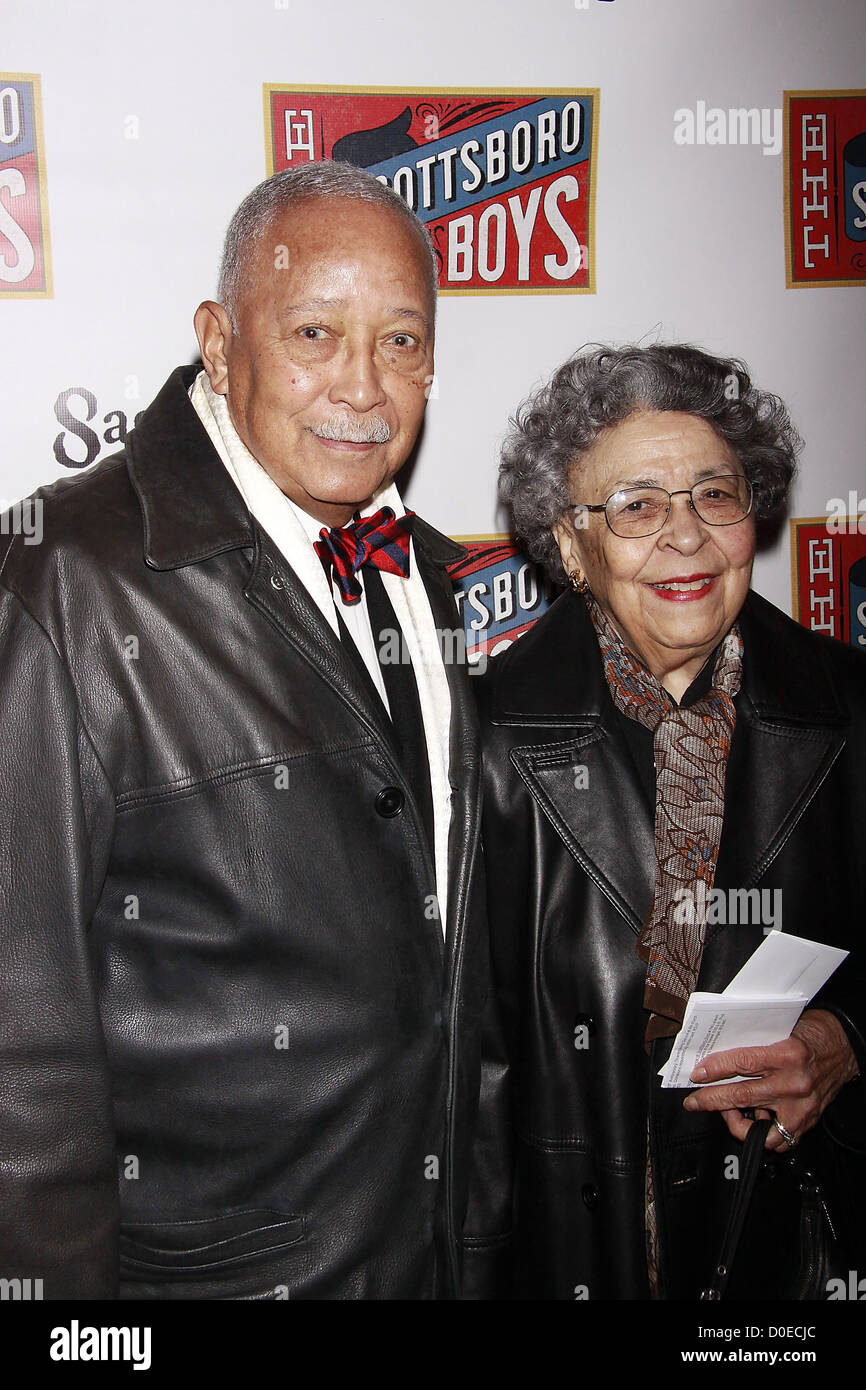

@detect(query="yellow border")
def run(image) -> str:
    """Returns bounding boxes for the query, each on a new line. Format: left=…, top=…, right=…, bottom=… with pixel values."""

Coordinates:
left=789, top=515, right=830, bottom=621
left=0, top=72, right=52, bottom=299
left=262, top=85, right=599, bottom=296
left=783, top=89, right=866, bottom=291
left=450, top=532, right=512, bottom=543
left=262, top=81, right=277, bottom=183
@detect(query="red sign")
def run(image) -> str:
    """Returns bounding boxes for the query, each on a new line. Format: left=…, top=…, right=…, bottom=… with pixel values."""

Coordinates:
left=264, top=86, right=597, bottom=294
left=785, top=90, right=866, bottom=288
left=448, top=536, right=558, bottom=660
left=791, top=516, right=866, bottom=649
left=0, top=74, right=51, bottom=297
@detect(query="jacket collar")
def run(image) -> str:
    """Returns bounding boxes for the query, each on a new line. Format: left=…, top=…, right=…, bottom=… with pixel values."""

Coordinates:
left=126, top=365, right=466, bottom=573
left=127, top=366, right=253, bottom=568
left=489, top=585, right=850, bottom=730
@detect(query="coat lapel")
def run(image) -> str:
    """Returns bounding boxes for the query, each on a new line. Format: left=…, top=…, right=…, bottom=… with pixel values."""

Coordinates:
left=491, top=590, right=655, bottom=934
left=244, top=529, right=401, bottom=758
left=248, top=513, right=480, bottom=972
left=513, top=722, right=656, bottom=935
left=712, top=592, right=849, bottom=910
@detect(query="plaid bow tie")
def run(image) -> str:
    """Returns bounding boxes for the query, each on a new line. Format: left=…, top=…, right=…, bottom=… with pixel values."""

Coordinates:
left=314, top=506, right=414, bottom=605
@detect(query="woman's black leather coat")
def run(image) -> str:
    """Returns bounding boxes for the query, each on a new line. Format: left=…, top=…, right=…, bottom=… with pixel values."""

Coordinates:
left=474, top=587, right=866, bottom=1299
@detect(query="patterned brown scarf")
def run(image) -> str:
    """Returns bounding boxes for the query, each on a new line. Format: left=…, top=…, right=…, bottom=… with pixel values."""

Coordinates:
left=586, top=596, right=744, bottom=1044
left=585, top=595, right=743, bottom=1296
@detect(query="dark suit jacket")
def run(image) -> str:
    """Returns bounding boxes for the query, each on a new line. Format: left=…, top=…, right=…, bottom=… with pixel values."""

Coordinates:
left=0, top=366, right=490, bottom=1299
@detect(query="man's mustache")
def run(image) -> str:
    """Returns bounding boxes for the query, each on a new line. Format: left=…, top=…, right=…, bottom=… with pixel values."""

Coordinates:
left=309, top=415, right=391, bottom=444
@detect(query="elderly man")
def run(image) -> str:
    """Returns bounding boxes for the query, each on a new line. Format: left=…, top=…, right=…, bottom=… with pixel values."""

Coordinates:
left=0, top=163, right=491, bottom=1300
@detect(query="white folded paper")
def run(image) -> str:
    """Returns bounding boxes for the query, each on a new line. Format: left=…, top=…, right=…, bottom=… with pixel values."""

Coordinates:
left=658, top=930, right=848, bottom=1089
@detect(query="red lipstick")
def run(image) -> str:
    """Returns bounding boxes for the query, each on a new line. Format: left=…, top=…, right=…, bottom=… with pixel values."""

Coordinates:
left=646, top=574, right=718, bottom=602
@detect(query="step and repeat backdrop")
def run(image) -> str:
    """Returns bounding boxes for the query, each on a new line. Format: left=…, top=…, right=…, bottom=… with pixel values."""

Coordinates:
left=3, top=0, right=865, bottom=657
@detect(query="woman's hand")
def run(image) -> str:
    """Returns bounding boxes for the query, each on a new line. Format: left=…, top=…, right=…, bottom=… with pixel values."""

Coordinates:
left=682, top=1009, right=860, bottom=1150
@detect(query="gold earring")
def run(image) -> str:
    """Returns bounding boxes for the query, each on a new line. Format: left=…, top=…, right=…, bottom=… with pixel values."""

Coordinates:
left=568, top=569, right=589, bottom=594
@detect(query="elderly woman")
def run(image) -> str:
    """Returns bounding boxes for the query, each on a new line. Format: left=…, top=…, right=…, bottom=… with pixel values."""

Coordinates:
left=474, top=344, right=866, bottom=1300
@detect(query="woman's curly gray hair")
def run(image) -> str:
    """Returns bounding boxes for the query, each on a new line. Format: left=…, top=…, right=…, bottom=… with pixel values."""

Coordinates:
left=499, top=343, right=802, bottom=583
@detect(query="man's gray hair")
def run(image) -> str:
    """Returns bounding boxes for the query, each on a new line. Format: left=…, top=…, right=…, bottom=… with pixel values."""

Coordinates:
left=217, top=161, right=439, bottom=329
left=500, top=343, right=803, bottom=584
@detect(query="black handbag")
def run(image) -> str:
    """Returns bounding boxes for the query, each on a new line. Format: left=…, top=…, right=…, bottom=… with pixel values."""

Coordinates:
left=700, top=1118, right=847, bottom=1300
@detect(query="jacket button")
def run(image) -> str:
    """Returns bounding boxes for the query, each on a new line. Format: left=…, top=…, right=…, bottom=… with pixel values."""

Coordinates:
left=375, top=786, right=405, bottom=818
left=581, top=1183, right=599, bottom=1210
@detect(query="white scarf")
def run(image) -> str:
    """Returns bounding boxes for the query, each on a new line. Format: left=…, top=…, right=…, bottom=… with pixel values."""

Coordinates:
left=188, top=370, right=453, bottom=937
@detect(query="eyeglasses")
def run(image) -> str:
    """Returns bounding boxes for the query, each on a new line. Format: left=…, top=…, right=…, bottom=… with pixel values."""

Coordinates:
left=571, top=474, right=754, bottom=538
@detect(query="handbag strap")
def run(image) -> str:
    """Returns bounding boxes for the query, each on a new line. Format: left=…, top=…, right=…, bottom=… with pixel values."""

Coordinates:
left=700, top=1118, right=773, bottom=1299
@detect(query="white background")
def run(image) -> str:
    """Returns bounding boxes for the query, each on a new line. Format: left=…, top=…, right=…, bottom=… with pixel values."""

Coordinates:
left=3, top=0, right=865, bottom=615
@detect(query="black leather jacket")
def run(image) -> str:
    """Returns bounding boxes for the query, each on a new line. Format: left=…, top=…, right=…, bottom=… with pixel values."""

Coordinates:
left=0, top=366, right=490, bottom=1300
left=474, top=586, right=866, bottom=1299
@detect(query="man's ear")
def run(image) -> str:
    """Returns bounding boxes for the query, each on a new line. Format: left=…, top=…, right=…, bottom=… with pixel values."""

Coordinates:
left=193, top=301, right=234, bottom=395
